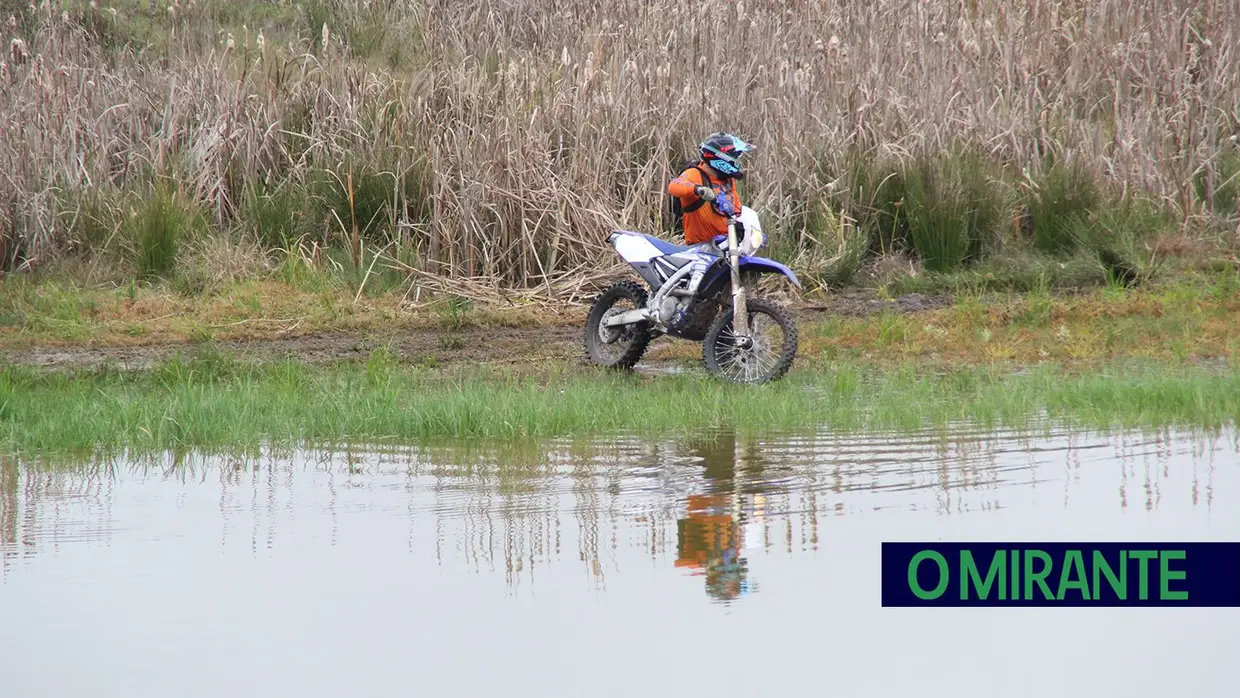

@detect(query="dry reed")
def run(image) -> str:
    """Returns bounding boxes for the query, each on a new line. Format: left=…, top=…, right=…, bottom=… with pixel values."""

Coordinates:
left=1, top=0, right=1237, bottom=293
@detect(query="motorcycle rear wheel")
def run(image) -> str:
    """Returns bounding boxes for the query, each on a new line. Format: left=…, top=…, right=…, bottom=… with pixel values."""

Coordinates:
left=702, top=297, right=798, bottom=384
left=583, top=279, right=653, bottom=370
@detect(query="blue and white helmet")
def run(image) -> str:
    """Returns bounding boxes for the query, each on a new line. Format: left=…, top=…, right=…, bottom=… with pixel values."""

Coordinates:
left=699, top=132, right=757, bottom=179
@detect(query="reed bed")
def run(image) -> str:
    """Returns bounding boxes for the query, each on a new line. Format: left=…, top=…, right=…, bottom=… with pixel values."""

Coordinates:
left=2, top=0, right=1238, bottom=295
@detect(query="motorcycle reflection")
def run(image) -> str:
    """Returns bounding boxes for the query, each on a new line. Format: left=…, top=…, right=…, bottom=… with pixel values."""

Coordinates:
left=672, top=430, right=768, bottom=603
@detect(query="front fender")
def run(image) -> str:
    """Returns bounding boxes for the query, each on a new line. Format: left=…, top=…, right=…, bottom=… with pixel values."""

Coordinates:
left=738, top=256, right=801, bottom=290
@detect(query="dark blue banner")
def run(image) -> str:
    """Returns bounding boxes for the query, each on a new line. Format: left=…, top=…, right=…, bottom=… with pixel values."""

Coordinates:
left=881, top=542, right=1240, bottom=607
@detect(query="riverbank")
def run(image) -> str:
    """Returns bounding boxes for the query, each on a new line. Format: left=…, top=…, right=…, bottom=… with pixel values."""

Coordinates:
left=3, top=259, right=1238, bottom=371
left=1, top=267, right=1238, bottom=458
left=5, top=252, right=1240, bottom=460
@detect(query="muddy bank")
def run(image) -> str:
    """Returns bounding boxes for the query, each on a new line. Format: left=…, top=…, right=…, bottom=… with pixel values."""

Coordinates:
left=799, top=290, right=952, bottom=316
left=0, top=324, right=583, bottom=372
left=0, top=292, right=953, bottom=371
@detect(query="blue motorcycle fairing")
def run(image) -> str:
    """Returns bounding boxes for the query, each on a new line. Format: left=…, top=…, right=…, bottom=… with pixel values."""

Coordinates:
left=635, top=232, right=694, bottom=256
left=609, top=230, right=722, bottom=291
left=609, top=229, right=799, bottom=291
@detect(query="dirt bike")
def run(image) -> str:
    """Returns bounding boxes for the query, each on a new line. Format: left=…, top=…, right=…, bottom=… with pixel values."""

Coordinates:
left=583, top=197, right=800, bottom=384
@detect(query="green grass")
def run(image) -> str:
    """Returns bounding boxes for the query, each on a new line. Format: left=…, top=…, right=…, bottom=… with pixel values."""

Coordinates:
left=900, top=148, right=1006, bottom=272
left=130, top=182, right=205, bottom=280
left=883, top=246, right=1121, bottom=296
left=1026, top=160, right=1100, bottom=256
left=2, top=348, right=1238, bottom=461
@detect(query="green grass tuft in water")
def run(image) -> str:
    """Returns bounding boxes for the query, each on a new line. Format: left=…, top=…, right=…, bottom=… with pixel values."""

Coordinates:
left=2, top=350, right=1239, bottom=460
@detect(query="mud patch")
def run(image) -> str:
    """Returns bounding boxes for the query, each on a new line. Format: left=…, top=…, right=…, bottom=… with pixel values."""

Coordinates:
left=0, top=293, right=952, bottom=372
left=0, top=324, right=579, bottom=372
left=799, top=290, right=954, bottom=317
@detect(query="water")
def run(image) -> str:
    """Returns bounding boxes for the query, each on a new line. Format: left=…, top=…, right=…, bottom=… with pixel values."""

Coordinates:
left=3, top=423, right=1239, bottom=698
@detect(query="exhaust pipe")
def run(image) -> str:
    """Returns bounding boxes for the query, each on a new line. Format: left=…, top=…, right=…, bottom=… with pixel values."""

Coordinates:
left=602, top=308, right=653, bottom=327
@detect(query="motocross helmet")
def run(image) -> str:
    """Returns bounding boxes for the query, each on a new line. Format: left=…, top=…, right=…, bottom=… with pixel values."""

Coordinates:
left=699, top=132, right=756, bottom=179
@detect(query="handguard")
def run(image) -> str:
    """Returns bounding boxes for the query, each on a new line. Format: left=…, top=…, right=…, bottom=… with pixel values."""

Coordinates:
left=710, top=207, right=765, bottom=256
left=737, top=206, right=765, bottom=256
left=712, top=193, right=737, bottom=218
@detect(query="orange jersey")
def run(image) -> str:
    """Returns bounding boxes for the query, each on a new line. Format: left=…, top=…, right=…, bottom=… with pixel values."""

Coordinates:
left=667, top=166, right=741, bottom=245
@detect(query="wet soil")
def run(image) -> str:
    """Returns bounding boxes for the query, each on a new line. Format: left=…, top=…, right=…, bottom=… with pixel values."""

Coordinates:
left=0, top=291, right=954, bottom=372
left=797, top=290, right=953, bottom=316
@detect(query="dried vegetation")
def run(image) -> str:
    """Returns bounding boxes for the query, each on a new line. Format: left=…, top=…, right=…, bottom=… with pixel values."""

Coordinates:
left=1, top=0, right=1238, bottom=300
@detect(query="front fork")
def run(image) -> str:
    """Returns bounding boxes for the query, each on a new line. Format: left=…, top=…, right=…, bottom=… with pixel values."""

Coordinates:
left=727, top=221, right=751, bottom=345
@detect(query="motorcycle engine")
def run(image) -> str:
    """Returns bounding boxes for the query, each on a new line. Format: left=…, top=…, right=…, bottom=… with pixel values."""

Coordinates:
left=658, top=295, right=697, bottom=332
left=657, top=296, right=685, bottom=324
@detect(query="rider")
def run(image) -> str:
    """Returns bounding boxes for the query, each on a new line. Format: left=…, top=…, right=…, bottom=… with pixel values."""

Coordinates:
left=666, top=132, right=756, bottom=246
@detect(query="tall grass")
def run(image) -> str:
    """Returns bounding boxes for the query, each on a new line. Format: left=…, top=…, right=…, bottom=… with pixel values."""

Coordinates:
left=900, top=150, right=1006, bottom=272
left=130, top=181, right=211, bottom=280
left=1, top=0, right=1237, bottom=288
left=1026, top=160, right=1100, bottom=255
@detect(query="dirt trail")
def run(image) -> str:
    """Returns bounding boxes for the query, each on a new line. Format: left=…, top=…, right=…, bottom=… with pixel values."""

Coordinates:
left=0, top=292, right=952, bottom=371
left=0, top=324, right=585, bottom=371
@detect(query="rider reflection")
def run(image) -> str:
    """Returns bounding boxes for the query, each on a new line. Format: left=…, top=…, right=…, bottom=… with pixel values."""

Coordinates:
left=673, top=430, right=766, bottom=602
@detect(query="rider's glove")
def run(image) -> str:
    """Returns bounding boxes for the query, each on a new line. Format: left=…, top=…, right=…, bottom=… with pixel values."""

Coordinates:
left=695, top=185, right=716, bottom=202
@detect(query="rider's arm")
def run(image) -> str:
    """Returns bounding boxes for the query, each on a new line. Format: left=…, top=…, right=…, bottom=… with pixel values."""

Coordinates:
left=667, top=168, right=703, bottom=198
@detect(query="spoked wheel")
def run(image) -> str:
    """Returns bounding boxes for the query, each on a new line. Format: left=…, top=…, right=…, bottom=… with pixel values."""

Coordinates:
left=702, top=297, right=798, bottom=384
left=583, top=279, right=653, bottom=370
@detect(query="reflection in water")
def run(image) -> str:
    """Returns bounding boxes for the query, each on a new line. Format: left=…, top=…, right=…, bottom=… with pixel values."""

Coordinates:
left=670, top=431, right=793, bottom=602
left=1, top=455, right=120, bottom=573
left=3, top=425, right=1240, bottom=698
left=673, top=432, right=753, bottom=602
left=3, top=423, right=1238, bottom=600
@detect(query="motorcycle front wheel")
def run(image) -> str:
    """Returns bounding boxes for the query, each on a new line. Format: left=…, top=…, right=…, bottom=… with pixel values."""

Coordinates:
left=702, top=297, right=798, bottom=384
